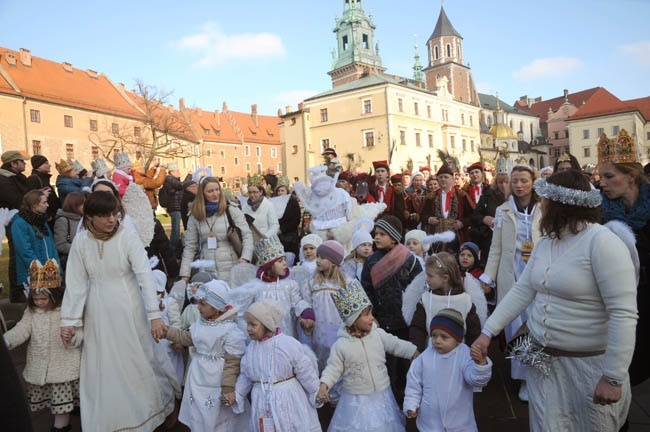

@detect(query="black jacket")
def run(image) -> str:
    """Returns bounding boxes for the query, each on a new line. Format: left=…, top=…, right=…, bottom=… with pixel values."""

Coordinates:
left=163, top=175, right=184, bottom=212
left=361, top=247, right=422, bottom=332
left=0, top=164, right=29, bottom=210
left=26, top=170, right=60, bottom=222
left=146, top=217, right=179, bottom=279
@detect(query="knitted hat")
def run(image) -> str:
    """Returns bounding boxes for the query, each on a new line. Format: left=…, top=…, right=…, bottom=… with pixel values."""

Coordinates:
left=247, top=299, right=283, bottom=332
left=317, top=240, right=345, bottom=266
left=152, top=269, right=167, bottom=293
left=352, top=230, right=373, bottom=250
left=430, top=308, right=464, bottom=342
left=405, top=229, right=426, bottom=244
left=167, top=161, right=179, bottom=172
left=459, top=242, right=480, bottom=264
left=375, top=214, right=402, bottom=243
left=197, top=279, right=232, bottom=312
left=31, top=155, right=48, bottom=170
left=91, top=158, right=110, bottom=178
left=301, top=234, right=323, bottom=249
left=55, top=159, right=74, bottom=175
left=331, top=279, right=372, bottom=326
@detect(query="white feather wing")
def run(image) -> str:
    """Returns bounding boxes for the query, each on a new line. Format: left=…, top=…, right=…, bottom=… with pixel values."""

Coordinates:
left=402, top=271, right=427, bottom=325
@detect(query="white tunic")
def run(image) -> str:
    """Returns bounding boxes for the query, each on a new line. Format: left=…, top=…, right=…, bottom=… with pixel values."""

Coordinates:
left=179, top=318, right=249, bottom=431
left=61, top=226, right=177, bottom=432
left=234, top=333, right=321, bottom=432
left=160, top=297, right=184, bottom=386
left=254, top=278, right=311, bottom=339
left=305, top=277, right=346, bottom=371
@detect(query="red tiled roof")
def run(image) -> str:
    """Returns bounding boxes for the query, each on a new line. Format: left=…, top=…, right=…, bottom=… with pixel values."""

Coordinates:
left=518, top=87, right=602, bottom=123
left=0, top=47, right=144, bottom=119
left=125, top=90, right=198, bottom=142
left=228, top=110, right=279, bottom=144
left=184, top=106, right=279, bottom=145
left=568, top=88, right=639, bottom=121
left=624, top=96, right=650, bottom=122
left=184, top=107, right=240, bottom=144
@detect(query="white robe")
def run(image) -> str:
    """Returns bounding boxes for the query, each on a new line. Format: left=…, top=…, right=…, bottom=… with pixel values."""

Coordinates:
left=234, top=333, right=321, bottom=432
left=253, top=278, right=311, bottom=339
left=61, top=226, right=178, bottom=432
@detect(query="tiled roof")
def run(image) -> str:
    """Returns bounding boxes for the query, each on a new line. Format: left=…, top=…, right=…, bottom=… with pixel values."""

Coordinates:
left=568, top=88, right=639, bottom=121
left=306, top=73, right=431, bottom=101
left=0, top=47, right=144, bottom=119
left=125, top=90, right=198, bottom=143
left=428, top=6, right=463, bottom=41
left=478, top=93, right=537, bottom=117
left=184, top=106, right=279, bottom=145
left=624, top=96, right=650, bottom=122
left=517, top=87, right=602, bottom=123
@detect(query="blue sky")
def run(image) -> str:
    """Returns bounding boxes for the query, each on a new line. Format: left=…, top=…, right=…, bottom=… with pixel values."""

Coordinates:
left=1, top=0, right=649, bottom=115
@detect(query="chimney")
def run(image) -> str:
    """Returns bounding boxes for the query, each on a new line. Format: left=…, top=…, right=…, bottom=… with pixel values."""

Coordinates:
left=298, top=102, right=304, bottom=111
left=214, top=110, right=221, bottom=127
left=222, top=101, right=228, bottom=112
left=62, top=62, right=73, bottom=73
left=118, top=82, right=125, bottom=90
left=285, top=105, right=293, bottom=113
left=251, top=104, right=259, bottom=127
left=4, top=51, right=17, bottom=66
left=179, top=97, right=185, bottom=110
left=19, top=48, right=31, bottom=67
left=86, top=69, right=98, bottom=79
left=563, top=89, right=569, bottom=98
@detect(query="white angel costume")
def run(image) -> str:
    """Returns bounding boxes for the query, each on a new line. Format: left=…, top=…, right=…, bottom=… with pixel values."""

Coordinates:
left=233, top=333, right=321, bottom=432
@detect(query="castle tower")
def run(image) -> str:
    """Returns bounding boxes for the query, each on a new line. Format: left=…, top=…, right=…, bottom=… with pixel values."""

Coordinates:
left=413, top=38, right=424, bottom=84
left=328, top=0, right=386, bottom=87
left=423, top=6, right=479, bottom=106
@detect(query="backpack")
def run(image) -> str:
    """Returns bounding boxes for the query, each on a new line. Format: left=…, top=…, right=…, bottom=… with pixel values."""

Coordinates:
left=158, top=185, right=170, bottom=208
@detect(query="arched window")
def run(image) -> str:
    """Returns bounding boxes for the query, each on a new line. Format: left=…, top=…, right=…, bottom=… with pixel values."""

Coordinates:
left=434, top=45, right=439, bottom=60
left=446, top=44, right=451, bottom=57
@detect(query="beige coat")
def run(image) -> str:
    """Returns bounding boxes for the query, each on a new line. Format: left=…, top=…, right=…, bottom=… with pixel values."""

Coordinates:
left=4, top=307, right=81, bottom=385
left=483, top=200, right=542, bottom=303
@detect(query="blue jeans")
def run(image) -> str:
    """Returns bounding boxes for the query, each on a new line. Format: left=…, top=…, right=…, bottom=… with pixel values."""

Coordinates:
left=169, top=211, right=182, bottom=256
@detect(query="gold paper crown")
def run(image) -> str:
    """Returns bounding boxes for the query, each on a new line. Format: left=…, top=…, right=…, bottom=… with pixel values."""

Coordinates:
left=29, top=259, right=60, bottom=290
left=331, top=279, right=372, bottom=325
left=248, top=174, right=265, bottom=187
left=278, top=176, right=291, bottom=188
left=598, top=129, right=638, bottom=165
left=254, top=235, right=285, bottom=265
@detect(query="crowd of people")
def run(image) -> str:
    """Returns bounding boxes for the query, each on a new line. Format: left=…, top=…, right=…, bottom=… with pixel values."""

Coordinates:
left=0, top=138, right=646, bottom=431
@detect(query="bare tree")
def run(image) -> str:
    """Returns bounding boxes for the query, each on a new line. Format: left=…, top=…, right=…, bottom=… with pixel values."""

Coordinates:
left=89, top=79, right=196, bottom=170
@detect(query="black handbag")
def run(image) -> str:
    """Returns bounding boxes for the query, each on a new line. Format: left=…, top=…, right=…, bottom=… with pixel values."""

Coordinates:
left=225, top=207, right=243, bottom=256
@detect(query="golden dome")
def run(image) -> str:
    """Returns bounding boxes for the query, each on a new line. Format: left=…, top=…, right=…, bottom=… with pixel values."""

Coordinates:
left=489, top=123, right=517, bottom=139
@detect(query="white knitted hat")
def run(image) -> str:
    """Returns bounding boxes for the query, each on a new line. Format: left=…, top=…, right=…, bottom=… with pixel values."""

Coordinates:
left=246, top=299, right=283, bottom=332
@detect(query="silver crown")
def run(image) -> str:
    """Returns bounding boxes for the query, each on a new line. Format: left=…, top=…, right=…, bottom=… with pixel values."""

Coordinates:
left=331, top=279, right=372, bottom=325
left=91, top=158, right=110, bottom=177
left=254, top=235, right=285, bottom=265
left=114, top=151, right=131, bottom=168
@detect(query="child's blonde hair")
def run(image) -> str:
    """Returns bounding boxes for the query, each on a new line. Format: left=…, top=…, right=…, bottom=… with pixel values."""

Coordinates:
left=314, top=262, right=347, bottom=287
left=425, top=252, right=463, bottom=292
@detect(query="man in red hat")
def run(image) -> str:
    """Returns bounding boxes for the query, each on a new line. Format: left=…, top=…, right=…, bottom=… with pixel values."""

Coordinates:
left=419, top=166, right=431, bottom=182
left=336, top=171, right=355, bottom=195
left=462, top=161, right=489, bottom=210
left=388, top=173, right=408, bottom=232
left=420, top=163, right=471, bottom=252
left=371, top=160, right=393, bottom=212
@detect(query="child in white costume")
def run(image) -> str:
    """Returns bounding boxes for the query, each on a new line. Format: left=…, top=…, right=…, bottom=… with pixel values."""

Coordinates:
left=318, top=280, right=419, bottom=432
left=340, top=221, right=373, bottom=281
left=163, top=279, right=249, bottom=431
left=153, top=269, right=184, bottom=386
left=404, top=308, right=492, bottom=431
left=4, top=259, right=81, bottom=432
left=225, top=299, right=322, bottom=432
left=298, top=233, right=322, bottom=276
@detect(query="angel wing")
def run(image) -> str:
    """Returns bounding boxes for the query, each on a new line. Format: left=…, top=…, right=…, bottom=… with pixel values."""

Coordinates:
left=292, top=181, right=312, bottom=210
left=464, top=274, right=488, bottom=326
left=228, top=279, right=263, bottom=318
left=121, top=182, right=155, bottom=246
left=268, top=194, right=291, bottom=220
left=421, top=231, right=456, bottom=254
left=229, top=262, right=258, bottom=288
left=356, top=202, right=387, bottom=222
left=169, top=279, right=187, bottom=313
left=402, top=271, right=427, bottom=325
left=290, top=266, right=313, bottom=301
left=0, top=208, right=18, bottom=255
left=605, top=220, right=640, bottom=285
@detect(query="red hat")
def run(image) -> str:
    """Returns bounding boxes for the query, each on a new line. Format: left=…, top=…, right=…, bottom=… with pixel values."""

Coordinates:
left=372, top=160, right=389, bottom=171
left=436, top=164, right=455, bottom=177
left=466, top=161, right=484, bottom=173
left=390, top=173, right=403, bottom=184
left=419, top=166, right=431, bottom=172
left=402, top=169, right=412, bottom=176
left=338, top=171, right=355, bottom=184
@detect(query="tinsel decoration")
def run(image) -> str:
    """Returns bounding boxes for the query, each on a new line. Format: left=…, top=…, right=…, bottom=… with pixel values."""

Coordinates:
left=506, top=334, right=551, bottom=377
left=534, top=178, right=602, bottom=208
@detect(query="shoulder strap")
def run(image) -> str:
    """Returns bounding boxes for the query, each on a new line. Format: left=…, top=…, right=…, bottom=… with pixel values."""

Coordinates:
left=225, top=205, right=234, bottom=227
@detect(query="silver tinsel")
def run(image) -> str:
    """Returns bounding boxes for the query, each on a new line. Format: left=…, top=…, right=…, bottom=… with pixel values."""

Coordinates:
left=534, top=178, right=602, bottom=208
left=507, top=334, right=552, bottom=377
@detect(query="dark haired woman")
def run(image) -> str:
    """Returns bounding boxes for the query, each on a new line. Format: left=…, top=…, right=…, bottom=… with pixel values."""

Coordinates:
left=600, top=160, right=650, bottom=388
left=11, top=190, right=60, bottom=292
left=60, top=191, right=179, bottom=431
left=273, top=184, right=302, bottom=259
left=473, top=170, right=637, bottom=431
left=180, top=177, right=253, bottom=283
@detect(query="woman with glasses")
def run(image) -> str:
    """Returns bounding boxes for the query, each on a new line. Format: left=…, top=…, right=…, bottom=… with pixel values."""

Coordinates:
left=240, top=181, right=280, bottom=241
left=60, top=191, right=179, bottom=431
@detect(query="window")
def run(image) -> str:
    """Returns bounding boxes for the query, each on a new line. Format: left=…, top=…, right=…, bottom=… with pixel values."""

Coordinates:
left=647, top=131, right=650, bottom=140
left=434, top=46, right=439, bottom=60
left=277, top=162, right=283, bottom=173
left=400, top=130, right=406, bottom=146
left=583, top=129, right=589, bottom=139
left=66, top=143, right=74, bottom=159
left=245, top=145, right=250, bottom=156
left=471, top=141, right=475, bottom=152
left=257, top=163, right=262, bottom=174
left=64, top=115, right=73, bottom=128
left=271, top=148, right=277, bottom=158
left=320, top=108, right=328, bottom=122
left=321, top=138, right=330, bottom=152
left=30, top=109, right=40, bottom=123
left=583, top=148, right=591, bottom=158
left=462, top=139, right=467, bottom=151
left=134, top=127, right=141, bottom=138
left=32, top=140, right=41, bottom=155
left=598, top=127, right=605, bottom=136
left=362, top=34, right=369, bottom=49
left=415, top=132, right=421, bottom=147
left=234, top=157, right=239, bottom=165
left=564, top=130, right=569, bottom=138
left=245, top=162, right=251, bottom=172
left=450, top=136, right=456, bottom=149
left=90, top=119, right=98, bottom=131
left=256, top=146, right=261, bottom=157
left=398, top=98, right=403, bottom=112
left=470, top=116, right=473, bottom=126
left=553, top=131, right=559, bottom=140
left=613, top=125, right=620, bottom=135
left=461, top=114, right=465, bottom=125
left=221, top=166, right=226, bottom=175
left=342, top=35, right=349, bottom=51
left=414, top=102, right=419, bottom=115
left=364, top=131, right=374, bottom=147
left=427, top=105, right=432, bottom=118
left=446, top=44, right=451, bottom=57
left=203, top=128, right=210, bottom=135
left=111, top=123, right=119, bottom=135
left=363, top=99, right=372, bottom=114
left=428, top=134, right=434, bottom=148
left=555, top=148, right=561, bottom=157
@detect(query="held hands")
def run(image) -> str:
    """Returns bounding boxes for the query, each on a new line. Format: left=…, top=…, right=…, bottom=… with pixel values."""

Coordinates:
left=150, top=318, right=167, bottom=343
left=593, top=377, right=622, bottom=405
left=60, top=326, right=75, bottom=348
left=483, top=216, right=495, bottom=228
left=480, top=282, right=493, bottom=294
left=406, top=409, right=419, bottom=419
left=220, top=392, right=236, bottom=407
left=470, top=344, right=488, bottom=365
left=471, top=333, right=491, bottom=363
left=316, top=383, right=330, bottom=405
left=428, top=217, right=439, bottom=226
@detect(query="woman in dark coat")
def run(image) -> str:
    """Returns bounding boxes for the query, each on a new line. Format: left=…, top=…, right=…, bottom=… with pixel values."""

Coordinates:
left=470, top=172, right=509, bottom=266
left=273, top=184, right=302, bottom=259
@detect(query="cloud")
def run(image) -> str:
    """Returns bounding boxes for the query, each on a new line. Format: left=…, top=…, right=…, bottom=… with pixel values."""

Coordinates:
left=512, top=57, right=583, bottom=81
left=172, top=22, right=286, bottom=68
left=475, top=82, right=495, bottom=95
left=273, top=90, right=317, bottom=111
left=618, top=41, right=650, bottom=68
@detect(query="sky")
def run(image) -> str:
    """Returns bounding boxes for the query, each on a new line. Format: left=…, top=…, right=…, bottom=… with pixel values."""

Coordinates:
left=1, top=0, right=649, bottom=116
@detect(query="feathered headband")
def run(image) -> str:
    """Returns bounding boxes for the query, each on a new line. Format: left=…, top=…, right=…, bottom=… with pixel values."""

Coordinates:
left=421, top=231, right=456, bottom=253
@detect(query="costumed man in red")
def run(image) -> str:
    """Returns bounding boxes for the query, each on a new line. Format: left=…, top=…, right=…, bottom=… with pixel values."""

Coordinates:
left=371, top=160, right=393, bottom=212
left=420, top=158, right=471, bottom=253
left=419, top=166, right=431, bottom=182
left=404, top=171, right=427, bottom=232
left=387, top=173, right=408, bottom=234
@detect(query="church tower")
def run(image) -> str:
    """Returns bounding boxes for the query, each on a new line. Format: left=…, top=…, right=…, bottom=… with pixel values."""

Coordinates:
left=328, top=0, right=386, bottom=87
left=423, top=6, right=479, bottom=106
